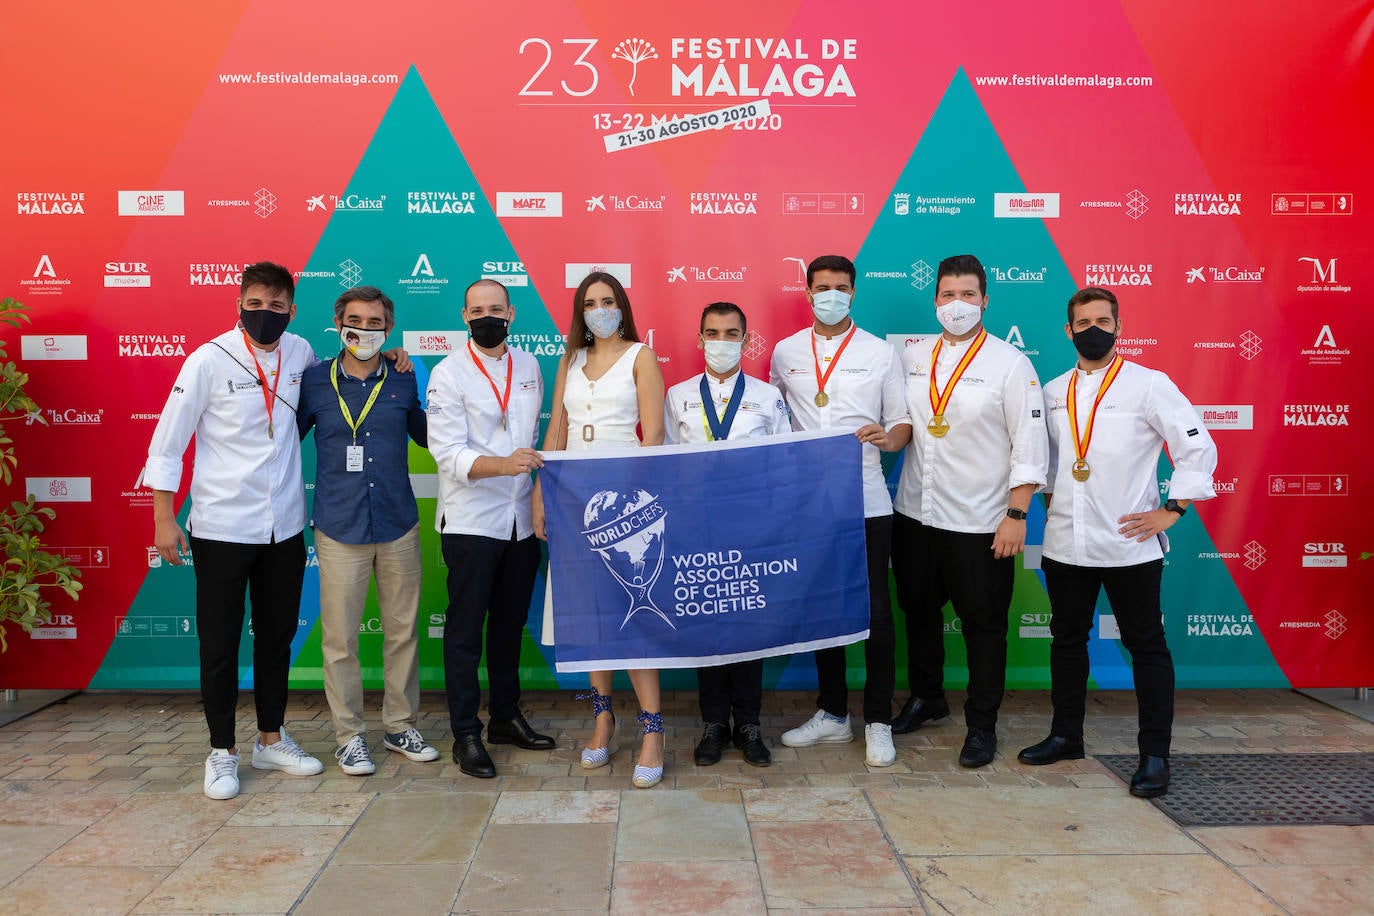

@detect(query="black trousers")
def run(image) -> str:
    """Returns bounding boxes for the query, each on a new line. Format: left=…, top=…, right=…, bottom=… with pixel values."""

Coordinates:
left=441, top=531, right=541, bottom=737
left=1042, top=557, right=1173, bottom=757
left=190, top=533, right=306, bottom=750
left=697, top=659, right=764, bottom=727
left=891, top=513, right=1013, bottom=732
left=814, top=514, right=895, bottom=724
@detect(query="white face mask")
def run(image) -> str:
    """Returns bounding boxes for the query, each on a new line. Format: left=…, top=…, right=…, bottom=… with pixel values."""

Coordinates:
left=342, top=327, right=387, bottom=360
left=810, top=289, right=852, bottom=326
left=584, top=306, right=622, bottom=340
left=702, top=339, right=742, bottom=375
left=935, top=299, right=983, bottom=337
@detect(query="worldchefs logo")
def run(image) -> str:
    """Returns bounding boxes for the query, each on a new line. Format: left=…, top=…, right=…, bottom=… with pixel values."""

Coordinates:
left=582, top=489, right=673, bottom=630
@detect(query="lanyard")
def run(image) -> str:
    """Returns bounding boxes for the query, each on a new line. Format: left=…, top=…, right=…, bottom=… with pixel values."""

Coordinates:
left=329, top=357, right=387, bottom=443
left=467, top=341, right=513, bottom=429
left=810, top=323, right=857, bottom=406
left=699, top=372, right=745, bottom=441
left=242, top=330, right=282, bottom=439
left=1067, top=355, right=1125, bottom=478
left=928, top=328, right=987, bottom=419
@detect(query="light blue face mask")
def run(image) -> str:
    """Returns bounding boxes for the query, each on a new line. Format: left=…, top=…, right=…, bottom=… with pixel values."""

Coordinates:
left=810, top=289, right=852, bottom=326
left=585, top=306, right=622, bottom=339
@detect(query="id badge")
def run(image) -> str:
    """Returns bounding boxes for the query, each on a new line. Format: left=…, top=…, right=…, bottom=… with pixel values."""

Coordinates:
left=346, top=445, right=364, bottom=472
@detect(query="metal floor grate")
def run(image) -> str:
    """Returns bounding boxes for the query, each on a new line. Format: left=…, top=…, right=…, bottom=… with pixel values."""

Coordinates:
left=1096, top=753, right=1374, bottom=827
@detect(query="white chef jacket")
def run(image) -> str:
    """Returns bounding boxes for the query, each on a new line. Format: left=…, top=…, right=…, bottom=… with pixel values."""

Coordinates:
left=1042, top=359, right=1217, bottom=567
left=769, top=324, right=911, bottom=518
left=140, top=326, right=314, bottom=544
left=894, top=332, right=1048, bottom=533
left=426, top=345, right=543, bottom=540
left=663, top=370, right=790, bottom=444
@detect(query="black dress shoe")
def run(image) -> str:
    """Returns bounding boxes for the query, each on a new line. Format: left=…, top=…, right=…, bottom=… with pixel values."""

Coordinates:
left=452, top=734, right=496, bottom=778
left=733, top=723, right=772, bottom=768
left=890, top=696, right=950, bottom=734
left=1017, top=735, right=1086, bottom=766
left=487, top=715, right=555, bottom=750
left=694, top=722, right=729, bottom=766
left=958, top=727, right=997, bottom=768
left=1130, top=755, right=1170, bottom=798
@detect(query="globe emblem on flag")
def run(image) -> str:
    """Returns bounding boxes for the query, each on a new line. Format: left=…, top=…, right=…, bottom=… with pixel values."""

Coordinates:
left=581, top=489, right=674, bottom=631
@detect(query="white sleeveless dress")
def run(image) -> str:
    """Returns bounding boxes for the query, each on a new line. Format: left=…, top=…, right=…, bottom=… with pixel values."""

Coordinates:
left=541, top=343, right=644, bottom=645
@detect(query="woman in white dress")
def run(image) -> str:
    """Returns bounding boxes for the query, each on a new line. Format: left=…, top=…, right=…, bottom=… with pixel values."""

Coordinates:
left=534, top=272, right=667, bottom=787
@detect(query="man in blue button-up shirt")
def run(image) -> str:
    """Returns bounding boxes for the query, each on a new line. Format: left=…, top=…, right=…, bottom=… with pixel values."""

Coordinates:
left=297, top=285, right=435, bottom=776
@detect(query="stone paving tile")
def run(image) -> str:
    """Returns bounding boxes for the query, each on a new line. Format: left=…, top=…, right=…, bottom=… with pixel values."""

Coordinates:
left=617, top=789, right=753, bottom=862
left=46, top=794, right=247, bottom=867
left=132, top=825, right=347, bottom=914
left=1190, top=825, right=1374, bottom=866
left=455, top=823, right=614, bottom=912
left=909, top=854, right=1282, bottom=914
left=611, top=860, right=766, bottom=915
left=0, top=864, right=171, bottom=915
left=873, top=785, right=1199, bottom=858
left=295, top=864, right=463, bottom=915
left=331, top=792, right=494, bottom=865
left=0, top=825, right=86, bottom=888
left=1237, top=864, right=1374, bottom=915
left=752, top=820, right=919, bottom=909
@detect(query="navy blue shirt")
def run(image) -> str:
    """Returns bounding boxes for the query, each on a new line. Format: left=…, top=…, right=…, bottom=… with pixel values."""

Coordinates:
left=298, top=356, right=427, bottom=545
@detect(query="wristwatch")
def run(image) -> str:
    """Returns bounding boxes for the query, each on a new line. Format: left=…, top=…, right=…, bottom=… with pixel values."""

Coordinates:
left=1164, top=499, right=1187, bottom=516
left=1006, top=507, right=1028, bottom=521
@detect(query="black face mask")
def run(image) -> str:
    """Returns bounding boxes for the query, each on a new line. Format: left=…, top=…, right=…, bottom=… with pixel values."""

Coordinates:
left=240, top=307, right=291, bottom=346
left=468, top=316, right=510, bottom=349
left=1072, top=325, right=1117, bottom=361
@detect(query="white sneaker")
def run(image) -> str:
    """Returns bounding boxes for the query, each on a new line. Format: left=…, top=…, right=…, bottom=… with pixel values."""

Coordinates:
left=865, top=723, right=896, bottom=767
left=780, top=710, right=854, bottom=747
left=251, top=728, right=324, bottom=776
left=334, top=734, right=376, bottom=776
left=203, top=749, right=240, bottom=799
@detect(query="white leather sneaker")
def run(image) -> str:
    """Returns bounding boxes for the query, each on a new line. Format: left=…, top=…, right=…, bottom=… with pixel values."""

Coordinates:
left=865, top=722, right=896, bottom=767
left=251, top=728, right=324, bottom=776
left=780, top=710, right=854, bottom=747
left=203, top=748, right=240, bottom=799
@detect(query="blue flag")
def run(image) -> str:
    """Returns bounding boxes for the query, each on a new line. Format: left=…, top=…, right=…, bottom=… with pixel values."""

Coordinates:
left=540, top=429, right=870, bottom=672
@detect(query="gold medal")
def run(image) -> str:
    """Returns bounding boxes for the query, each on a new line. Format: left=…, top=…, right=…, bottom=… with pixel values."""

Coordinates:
left=811, top=325, right=855, bottom=413
left=1067, top=356, right=1124, bottom=486
left=928, top=330, right=987, bottom=440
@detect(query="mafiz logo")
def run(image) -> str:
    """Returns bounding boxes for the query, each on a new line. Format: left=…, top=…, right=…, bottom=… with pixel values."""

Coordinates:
left=582, top=489, right=673, bottom=630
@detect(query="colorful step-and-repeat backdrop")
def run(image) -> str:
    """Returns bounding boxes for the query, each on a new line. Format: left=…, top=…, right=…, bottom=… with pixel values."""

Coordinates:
left=1, top=1, right=1369, bottom=691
